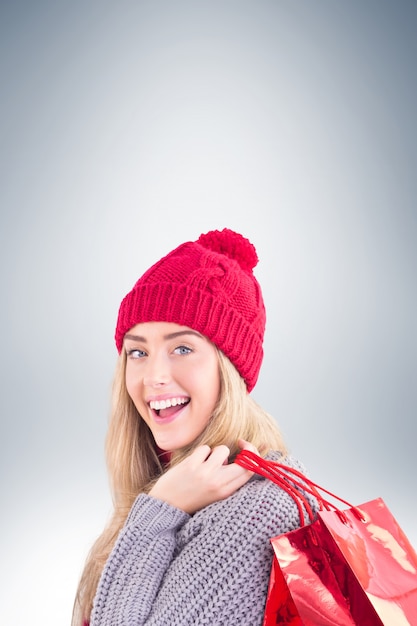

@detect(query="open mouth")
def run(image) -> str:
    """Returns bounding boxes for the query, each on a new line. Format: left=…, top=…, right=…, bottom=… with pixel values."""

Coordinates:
left=149, top=396, right=190, bottom=419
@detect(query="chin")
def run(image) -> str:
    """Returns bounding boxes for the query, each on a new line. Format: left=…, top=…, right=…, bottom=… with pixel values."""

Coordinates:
left=156, top=438, right=191, bottom=452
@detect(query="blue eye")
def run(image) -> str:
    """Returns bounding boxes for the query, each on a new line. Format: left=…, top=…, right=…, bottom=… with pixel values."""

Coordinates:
left=127, top=348, right=147, bottom=359
left=174, top=345, right=192, bottom=355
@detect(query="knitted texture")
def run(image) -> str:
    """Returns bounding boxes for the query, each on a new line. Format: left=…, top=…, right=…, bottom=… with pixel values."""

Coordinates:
left=90, top=453, right=316, bottom=626
left=115, top=228, right=266, bottom=391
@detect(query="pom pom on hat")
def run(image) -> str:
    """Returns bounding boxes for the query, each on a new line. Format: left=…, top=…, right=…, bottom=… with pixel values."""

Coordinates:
left=197, top=228, right=259, bottom=272
left=115, top=228, right=266, bottom=391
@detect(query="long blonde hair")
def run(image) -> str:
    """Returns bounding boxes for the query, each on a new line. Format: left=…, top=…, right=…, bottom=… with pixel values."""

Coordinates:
left=72, top=348, right=286, bottom=625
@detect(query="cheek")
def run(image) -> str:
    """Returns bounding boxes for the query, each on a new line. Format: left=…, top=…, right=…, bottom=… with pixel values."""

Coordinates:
left=211, top=374, right=221, bottom=408
left=125, top=369, right=132, bottom=394
left=125, top=366, right=139, bottom=399
left=202, top=361, right=221, bottom=408
left=209, top=360, right=220, bottom=389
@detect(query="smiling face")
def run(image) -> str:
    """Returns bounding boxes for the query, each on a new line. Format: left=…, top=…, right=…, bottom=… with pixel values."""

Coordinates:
left=124, top=321, right=221, bottom=452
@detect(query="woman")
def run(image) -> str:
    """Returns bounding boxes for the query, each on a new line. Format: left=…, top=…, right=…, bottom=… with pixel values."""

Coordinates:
left=73, top=228, right=314, bottom=625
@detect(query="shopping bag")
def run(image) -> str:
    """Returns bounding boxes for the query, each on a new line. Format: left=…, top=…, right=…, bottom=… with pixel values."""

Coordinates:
left=235, top=450, right=417, bottom=626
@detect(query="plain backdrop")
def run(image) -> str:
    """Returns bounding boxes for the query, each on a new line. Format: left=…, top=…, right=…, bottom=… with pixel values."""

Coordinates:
left=1, top=1, right=416, bottom=624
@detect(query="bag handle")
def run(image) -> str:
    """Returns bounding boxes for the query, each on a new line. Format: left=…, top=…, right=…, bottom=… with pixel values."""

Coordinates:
left=235, top=450, right=364, bottom=526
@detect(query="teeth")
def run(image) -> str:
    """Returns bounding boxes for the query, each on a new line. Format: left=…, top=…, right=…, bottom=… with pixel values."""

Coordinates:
left=150, top=397, right=189, bottom=411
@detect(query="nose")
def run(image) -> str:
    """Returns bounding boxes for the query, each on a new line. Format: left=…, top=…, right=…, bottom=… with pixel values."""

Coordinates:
left=142, top=353, right=171, bottom=388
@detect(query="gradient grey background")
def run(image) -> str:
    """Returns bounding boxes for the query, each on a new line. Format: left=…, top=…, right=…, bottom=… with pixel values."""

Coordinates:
left=1, top=1, right=416, bottom=623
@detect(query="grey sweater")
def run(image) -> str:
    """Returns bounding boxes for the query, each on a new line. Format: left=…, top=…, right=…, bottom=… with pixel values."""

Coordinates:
left=90, top=453, right=312, bottom=625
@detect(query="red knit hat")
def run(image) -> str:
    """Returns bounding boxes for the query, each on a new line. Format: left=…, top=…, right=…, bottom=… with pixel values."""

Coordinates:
left=115, top=228, right=266, bottom=391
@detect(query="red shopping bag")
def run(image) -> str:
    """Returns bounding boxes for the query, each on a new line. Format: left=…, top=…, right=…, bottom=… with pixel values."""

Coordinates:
left=235, top=450, right=417, bottom=625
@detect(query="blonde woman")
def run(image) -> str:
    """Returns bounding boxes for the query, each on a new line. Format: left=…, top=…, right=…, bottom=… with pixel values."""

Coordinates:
left=73, top=228, right=314, bottom=626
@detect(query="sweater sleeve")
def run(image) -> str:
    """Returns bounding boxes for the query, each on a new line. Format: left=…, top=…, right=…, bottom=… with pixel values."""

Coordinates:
left=90, top=496, right=190, bottom=625
left=90, top=455, right=315, bottom=626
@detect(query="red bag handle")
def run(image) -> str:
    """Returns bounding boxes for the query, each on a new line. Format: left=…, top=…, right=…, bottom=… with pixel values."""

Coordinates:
left=235, top=450, right=364, bottom=526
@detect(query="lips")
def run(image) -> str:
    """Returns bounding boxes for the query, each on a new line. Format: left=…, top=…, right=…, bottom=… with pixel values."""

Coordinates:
left=148, top=396, right=190, bottom=421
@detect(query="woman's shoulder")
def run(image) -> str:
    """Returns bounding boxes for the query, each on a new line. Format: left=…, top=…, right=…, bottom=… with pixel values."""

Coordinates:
left=242, top=452, right=311, bottom=530
left=265, top=449, right=308, bottom=472
left=191, top=450, right=313, bottom=539
left=246, top=450, right=319, bottom=532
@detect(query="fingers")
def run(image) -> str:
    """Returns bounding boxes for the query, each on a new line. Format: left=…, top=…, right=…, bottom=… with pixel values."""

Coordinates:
left=238, top=438, right=259, bottom=454
left=193, top=441, right=258, bottom=465
left=196, top=444, right=250, bottom=491
left=190, top=445, right=230, bottom=468
left=191, top=444, right=213, bottom=463
left=203, top=444, right=230, bottom=467
left=150, top=441, right=258, bottom=514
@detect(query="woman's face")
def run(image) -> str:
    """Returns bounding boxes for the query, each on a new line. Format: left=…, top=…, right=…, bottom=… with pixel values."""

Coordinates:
left=124, top=321, right=221, bottom=451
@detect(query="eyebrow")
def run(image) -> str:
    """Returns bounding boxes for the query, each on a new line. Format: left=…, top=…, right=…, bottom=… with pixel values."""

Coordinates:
left=124, top=330, right=204, bottom=343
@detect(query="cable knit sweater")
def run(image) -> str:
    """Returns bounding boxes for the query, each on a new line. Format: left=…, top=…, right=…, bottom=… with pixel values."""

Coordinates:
left=90, top=452, right=315, bottom=626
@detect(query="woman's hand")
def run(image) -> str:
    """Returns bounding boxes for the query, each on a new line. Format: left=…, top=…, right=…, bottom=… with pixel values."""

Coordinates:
left=149, top=439, right=259, bottom=514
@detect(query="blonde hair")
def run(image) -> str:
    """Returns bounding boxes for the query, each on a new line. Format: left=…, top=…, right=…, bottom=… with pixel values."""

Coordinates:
left=72, top=348, right=286, bottom=625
